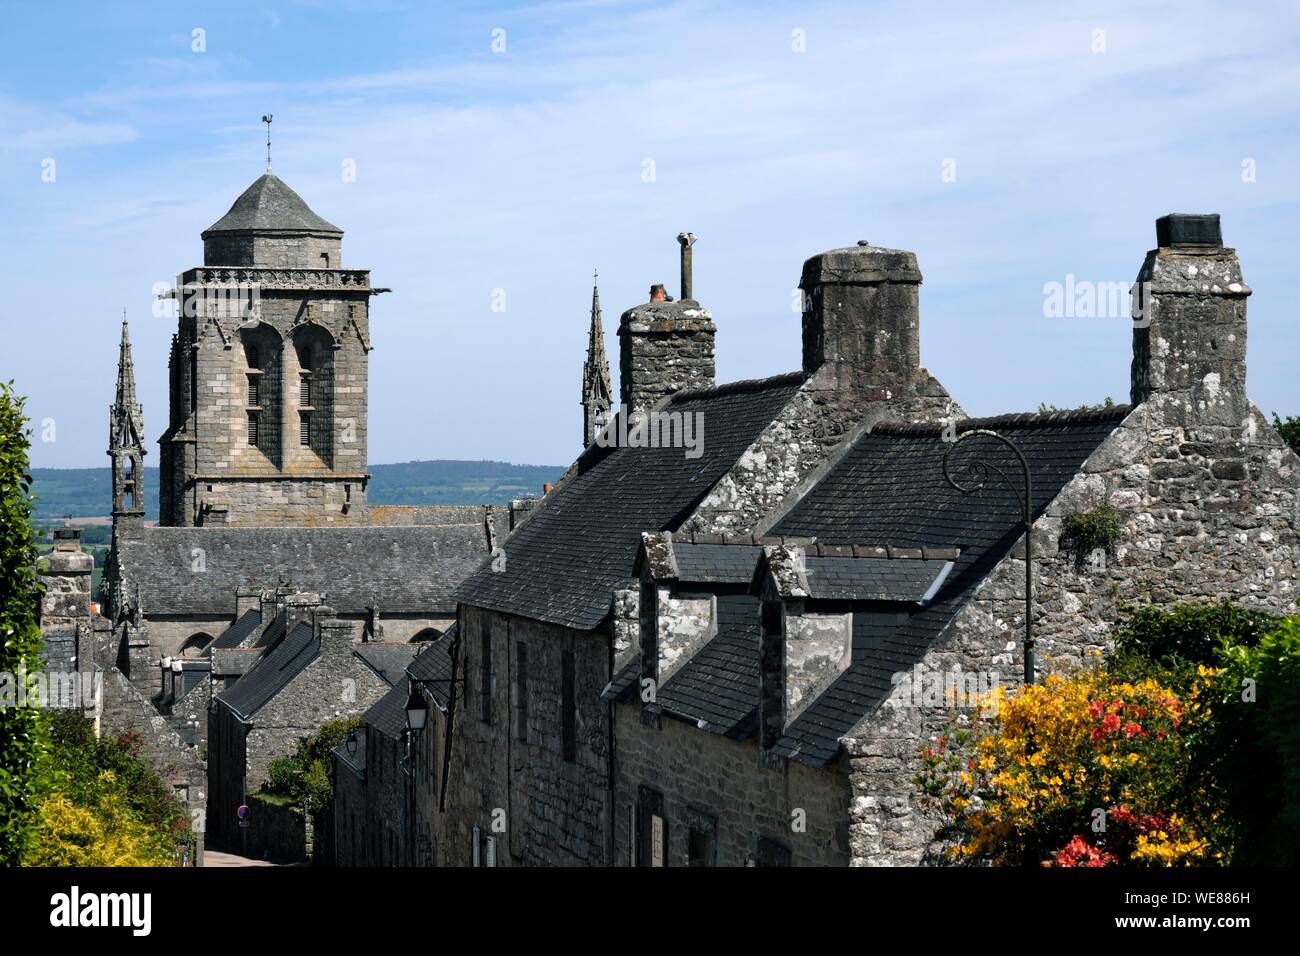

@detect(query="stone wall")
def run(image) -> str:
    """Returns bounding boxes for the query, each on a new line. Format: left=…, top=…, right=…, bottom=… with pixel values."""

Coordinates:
left=434, top=605, right=611, bottom=866
left=611, top=703, right=850, bottom=866
left=204, top=233, right=342, bottom=270
left=331, top=756, right=368, bottom=866
left=243, top=793, right=309, bottom=863
left=843, top=402, right=1300, bottom=865
left=367, top=726, right=409, bottom=866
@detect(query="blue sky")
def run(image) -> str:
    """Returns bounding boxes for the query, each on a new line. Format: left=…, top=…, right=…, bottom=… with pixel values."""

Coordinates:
left=3, top=0, right=1297, bottom=468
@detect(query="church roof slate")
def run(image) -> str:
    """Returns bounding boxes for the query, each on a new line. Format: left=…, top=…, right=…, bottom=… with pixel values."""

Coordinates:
left=203, top=173, right=342, bottom=236
left=118, top=524, right=489, bottom=616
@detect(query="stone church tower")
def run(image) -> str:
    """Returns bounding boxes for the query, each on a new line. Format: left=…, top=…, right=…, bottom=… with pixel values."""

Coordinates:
left=581, top=272, right=612, bottom=445
left=157, top=172, right=380, bottom=526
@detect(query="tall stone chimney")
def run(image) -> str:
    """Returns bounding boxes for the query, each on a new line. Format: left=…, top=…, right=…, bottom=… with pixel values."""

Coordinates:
left=1131, top=214, right=1251, bottom=426
left=799, top=241, right=923, bottom=401
left=618, top=235, right=715, bottom=413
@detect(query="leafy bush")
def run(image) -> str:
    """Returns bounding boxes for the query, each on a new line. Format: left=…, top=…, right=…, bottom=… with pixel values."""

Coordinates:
left=23, top=711, right=189, bottom=866
left=0, top=382, right=49, bottom=864
left=1272, top=413, right=1300, bottom=457
left=261, top=715, right=362, bottom=814
left=1061, top=503, right=1122, bottom=561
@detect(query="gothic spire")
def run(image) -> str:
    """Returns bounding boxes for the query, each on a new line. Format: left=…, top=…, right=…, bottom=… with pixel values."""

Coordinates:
left=110, top=313, right=144, bottom=457
left=581, top=271, right=612, bottom=445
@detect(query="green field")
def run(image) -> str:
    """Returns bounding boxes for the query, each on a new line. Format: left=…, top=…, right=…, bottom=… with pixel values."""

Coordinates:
left=29, top=458, right=566, bottom=520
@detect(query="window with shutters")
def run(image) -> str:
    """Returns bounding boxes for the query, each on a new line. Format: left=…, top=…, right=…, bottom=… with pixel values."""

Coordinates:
left=299, top=411, right=311, bottom=446
left=247, top=374, right=260, bottom=407
left=561, top=649, right=576, bottom=762
left=246, top=411, right=259, bottom=446
left=299, top=371, right=312, bottom=406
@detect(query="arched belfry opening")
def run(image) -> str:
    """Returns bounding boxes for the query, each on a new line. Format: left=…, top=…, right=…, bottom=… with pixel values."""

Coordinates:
left=241, top=323, right=284, bottom=468
left=292, top=322, right=335, bottom=466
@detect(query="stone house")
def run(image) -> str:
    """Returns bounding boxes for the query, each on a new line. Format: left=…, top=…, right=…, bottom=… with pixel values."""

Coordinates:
left=420, top=215, right=1297, bottom=866
left=419, top=236, right=960, bottom=866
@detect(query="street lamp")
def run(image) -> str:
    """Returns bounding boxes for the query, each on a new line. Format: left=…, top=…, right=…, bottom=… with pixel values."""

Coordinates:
left=345, top=728, right=358, bottom=757
left=942, top=428, right=1036, bottom=685
left=405, top=691, right=428, bottom=733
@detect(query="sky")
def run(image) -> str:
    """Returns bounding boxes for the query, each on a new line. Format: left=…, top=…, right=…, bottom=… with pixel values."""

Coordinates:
left=2, top=0, right=1297, bottom=469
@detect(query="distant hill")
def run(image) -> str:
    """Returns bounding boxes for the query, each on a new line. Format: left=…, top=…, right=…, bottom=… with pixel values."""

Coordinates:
left=28, top=459, right=567, bottom=520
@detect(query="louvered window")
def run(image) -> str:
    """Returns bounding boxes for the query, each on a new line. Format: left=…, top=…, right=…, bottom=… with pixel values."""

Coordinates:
left=247, top=412, right=258, bottom=446
left=299, top=412, right=311, bottom=446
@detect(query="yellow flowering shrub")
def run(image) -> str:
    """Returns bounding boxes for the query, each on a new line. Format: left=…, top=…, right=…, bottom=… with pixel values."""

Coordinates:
left=24, top=774, right=175, bottom=867
left=916, top=670, right=1230, bottom=866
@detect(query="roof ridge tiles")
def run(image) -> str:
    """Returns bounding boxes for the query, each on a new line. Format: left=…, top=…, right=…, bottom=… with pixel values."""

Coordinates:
left=871, top=404, right=1131, bottom=436
left=669, top=370, right=806, bottom=404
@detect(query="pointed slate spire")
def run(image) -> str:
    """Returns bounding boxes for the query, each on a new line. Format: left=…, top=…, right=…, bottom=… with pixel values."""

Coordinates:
left=582, top=270, right=613, bottom=445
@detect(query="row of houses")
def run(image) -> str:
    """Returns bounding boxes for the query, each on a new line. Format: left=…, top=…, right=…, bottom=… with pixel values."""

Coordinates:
left=318, top=215, right=1299, bottom=866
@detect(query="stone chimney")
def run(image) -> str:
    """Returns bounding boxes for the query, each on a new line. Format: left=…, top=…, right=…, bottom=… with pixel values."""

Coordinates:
left=799, top=241, right=924, bottom=401
left=1131, top=214, right=1251, bottom=426
left=40, top=528, right=94, bottom=630
left=618, top=236, right=715, bottom=414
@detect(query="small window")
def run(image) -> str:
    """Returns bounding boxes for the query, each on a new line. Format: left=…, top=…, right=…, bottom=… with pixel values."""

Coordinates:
left=247, top=411, right=259, bottom=446
left=299, top=412, right=311, bottom=446
left=637, top=785, right=666, bottom=868
left=479, top=622, right=492, bottom=723
left=512, top=642, right=529, bottom=741
left=247, top=374, right=259, bottom=407
left=300, top=372, right=312, bottom=406
left=247, top=345, right=261, bottom=369
left=561, top=649, right=576, bottom=762
left=686, top=808, right=717, bottom=867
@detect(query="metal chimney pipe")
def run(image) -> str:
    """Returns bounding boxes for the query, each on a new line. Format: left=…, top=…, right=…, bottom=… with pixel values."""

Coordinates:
left=677, top=232, right=697, bottom=301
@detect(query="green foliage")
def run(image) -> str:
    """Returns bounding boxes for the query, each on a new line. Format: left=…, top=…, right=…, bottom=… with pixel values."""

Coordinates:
left=1038, top=397, right=1115, bottom=414
left=1108, top=602, right=1300, bottom=865
left=1209, top=617, right=1300, bottom=864
left=0, top=382, right=49, bottom=865
left=1110, top=601, right=1277, bottom=690
left=1272, top=412, right=1300, bottom=457
left=1061, top=503, right=1122, bottom=560
left=261, top=715, right=362, bottom=815
left=24, top=711, right=190, bottom=866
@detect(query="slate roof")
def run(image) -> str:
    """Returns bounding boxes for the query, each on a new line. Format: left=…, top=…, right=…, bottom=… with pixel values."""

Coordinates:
left=355, top=643, right=420, bottom=687
left=203, top=173, right=342, bottom=236
left=672, top=543, right=762, bottom=584
left=118, top=524, right=488, bottom=616
left=209, top=609, right=263, bottom=651
left=407, top=625, right=456, bottom=710
left=363, top=679, right=410, bottom=742
left=216, top=622, right=320, bottom=720
left=455, top=373, right=805, bottom=630
left=765, top=406, right=1130, bottom=766
left=801, top=555, right=953, bottom=603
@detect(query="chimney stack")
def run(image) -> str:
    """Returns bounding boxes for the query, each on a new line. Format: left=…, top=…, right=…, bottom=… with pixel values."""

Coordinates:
left=799, top=241, right=924, bottom=401
left=1131, top=214, right=1251, bottom=426
left=677, top=232, right=697, bottom=303
left=618, top=234, right=716, bottom=414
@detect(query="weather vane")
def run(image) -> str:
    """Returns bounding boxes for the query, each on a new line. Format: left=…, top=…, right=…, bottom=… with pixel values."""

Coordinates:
left=262, top=114, right=273, bottom=172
